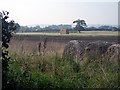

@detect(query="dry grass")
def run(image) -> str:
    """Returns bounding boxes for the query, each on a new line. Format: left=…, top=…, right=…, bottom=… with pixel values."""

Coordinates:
left=9, top=39, right=66, bottom=58
left=9, top=31, right=118, bottom=58
left=15, top=31, right=118, bottom=36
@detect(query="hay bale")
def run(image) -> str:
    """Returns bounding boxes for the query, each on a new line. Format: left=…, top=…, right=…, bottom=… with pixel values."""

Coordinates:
left=105, top=44, right=120, bottom=64
left=60, top=29, right=69, bottom=34
left=62, top=40, right=88, bottom=62
left=84, top=41, right=113, bottom=55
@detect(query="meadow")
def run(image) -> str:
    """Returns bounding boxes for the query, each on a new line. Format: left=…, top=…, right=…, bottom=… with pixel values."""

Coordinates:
left=7, top=31, right=119, bottom=89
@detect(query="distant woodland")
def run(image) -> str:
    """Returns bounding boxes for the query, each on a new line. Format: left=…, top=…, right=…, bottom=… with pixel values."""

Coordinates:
left=16, top=24, right=119, bottom=33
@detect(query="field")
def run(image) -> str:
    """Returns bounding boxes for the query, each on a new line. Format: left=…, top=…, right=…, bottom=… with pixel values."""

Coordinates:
left=9, top=33, right=118, bottom=57
left=15, top=31, right=119, bottom=36
left=7, top=31, right=119, bottom=89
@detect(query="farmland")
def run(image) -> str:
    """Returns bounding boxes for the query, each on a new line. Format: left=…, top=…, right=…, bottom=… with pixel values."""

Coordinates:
left=9, top=32, right=119, bottom=57
left=7, top=31, right=119, bottom=88
left=15, top=31, right=119, bottom=36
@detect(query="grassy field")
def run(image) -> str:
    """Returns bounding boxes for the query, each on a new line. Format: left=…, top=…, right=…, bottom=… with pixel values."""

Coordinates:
left=6, top=31, right=119, bottom=89
left=15, top=31, right=119, bottom=36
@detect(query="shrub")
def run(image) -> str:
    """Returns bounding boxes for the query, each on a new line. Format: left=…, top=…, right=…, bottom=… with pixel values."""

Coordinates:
left=1, top=11, right=17, bottom=89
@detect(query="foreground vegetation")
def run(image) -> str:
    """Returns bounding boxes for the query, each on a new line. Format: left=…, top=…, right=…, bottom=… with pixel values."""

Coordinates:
left=5, top=51, right=119, bottom=89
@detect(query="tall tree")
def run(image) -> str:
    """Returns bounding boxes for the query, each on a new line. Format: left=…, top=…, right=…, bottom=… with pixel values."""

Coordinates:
left=73, top=19, right=87, bottom=33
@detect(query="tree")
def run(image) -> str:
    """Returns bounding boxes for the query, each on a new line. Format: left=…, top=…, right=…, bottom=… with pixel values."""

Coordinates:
left=73, top=19, right=87, bottom=33
left=14, top=23, right=20, bottom=32
left=0, top=11, right=17, bottom=89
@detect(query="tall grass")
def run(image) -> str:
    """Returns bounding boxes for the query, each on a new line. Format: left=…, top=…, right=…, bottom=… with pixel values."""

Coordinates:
left=5, top=51, right=119, bottom=89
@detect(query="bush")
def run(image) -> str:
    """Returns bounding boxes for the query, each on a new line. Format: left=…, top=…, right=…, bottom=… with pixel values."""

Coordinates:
left=1, top=11, right=17, bottom=89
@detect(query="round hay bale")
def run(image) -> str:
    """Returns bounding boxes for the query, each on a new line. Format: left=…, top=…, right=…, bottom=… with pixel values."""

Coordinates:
left=105, top=44, right=120, bottom=64
left=62, top=40, right=88, bottom=62
left=84, top=41, right=113, bottom=55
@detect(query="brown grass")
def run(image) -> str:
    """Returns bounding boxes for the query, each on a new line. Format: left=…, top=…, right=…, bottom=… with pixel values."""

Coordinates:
left=9, top=39, right=66, bottom=58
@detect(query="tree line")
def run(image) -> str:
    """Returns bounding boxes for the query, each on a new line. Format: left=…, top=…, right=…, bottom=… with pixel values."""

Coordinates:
left=14, top=19, right=119, bottom=33
left=16, top=25, right=119, bottom=33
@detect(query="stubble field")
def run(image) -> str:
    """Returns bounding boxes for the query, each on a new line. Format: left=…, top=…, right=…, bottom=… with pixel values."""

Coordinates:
left=16, top=31, right=119, bottom=36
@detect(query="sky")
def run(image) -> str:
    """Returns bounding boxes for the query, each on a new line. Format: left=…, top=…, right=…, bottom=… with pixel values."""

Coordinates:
left=0, top=0, right=119, bottom=26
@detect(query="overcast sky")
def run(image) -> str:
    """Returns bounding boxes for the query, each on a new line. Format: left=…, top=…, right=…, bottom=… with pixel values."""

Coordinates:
left=0, top=0, right=119, bottom=26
